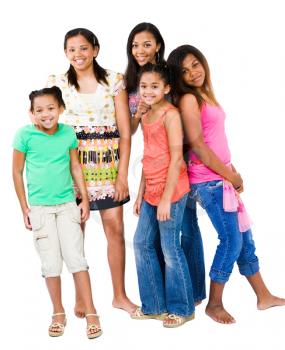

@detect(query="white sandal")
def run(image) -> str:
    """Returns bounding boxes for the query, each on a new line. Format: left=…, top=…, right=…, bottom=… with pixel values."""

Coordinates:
left=48, top=312, right=67, bottom=337
left=86, top=313, right=103, bottom=339
left=163, top=312, right=195, bottom=328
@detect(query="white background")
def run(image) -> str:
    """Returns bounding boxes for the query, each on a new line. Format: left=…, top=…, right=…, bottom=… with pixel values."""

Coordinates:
left=1, top=0, right=285, bottom=349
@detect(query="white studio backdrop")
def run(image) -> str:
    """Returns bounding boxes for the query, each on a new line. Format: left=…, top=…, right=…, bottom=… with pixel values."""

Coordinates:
left=1, top=0, right=285, bottom=349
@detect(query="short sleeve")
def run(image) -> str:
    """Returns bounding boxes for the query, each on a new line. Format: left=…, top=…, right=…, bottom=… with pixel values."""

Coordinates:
left=13, top=128, right=27, bottom=153
left=112, top=72, right=126, bottom=96
left=69, top=127, right=78, bottom=150
left=46, top=74, right=57, bottom=88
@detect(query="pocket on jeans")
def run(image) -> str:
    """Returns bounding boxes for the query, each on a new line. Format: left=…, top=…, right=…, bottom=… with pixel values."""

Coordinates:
left=207, top=180, right=223, bottom=189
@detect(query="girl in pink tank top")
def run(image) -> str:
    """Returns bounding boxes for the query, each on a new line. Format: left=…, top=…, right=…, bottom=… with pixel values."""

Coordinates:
left=132, top=63, right=195, bottom=328
left=167, top=45, right=285, bottom=325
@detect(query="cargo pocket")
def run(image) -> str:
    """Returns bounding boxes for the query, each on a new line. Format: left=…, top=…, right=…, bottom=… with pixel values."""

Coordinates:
left=29, top=210, right=50, bottom=251
left=68, top=203, right=82, bottom=224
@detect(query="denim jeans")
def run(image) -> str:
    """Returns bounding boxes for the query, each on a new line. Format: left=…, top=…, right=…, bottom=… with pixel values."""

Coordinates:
left=134, top=194, right=195, bottom=317
left=187, top=180, right=259, bottom=284
left=181, top=199, right=206, bottom=302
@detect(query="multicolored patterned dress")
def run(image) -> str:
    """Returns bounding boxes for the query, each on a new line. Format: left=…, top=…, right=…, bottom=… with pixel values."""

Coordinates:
left=47, top=70, right=130, bottom=210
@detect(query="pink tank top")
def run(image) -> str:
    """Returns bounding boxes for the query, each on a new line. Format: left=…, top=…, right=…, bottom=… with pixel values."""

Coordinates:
left=189, top=103, right=231, bottom=184
left=142, top=107, right=190, bottom=205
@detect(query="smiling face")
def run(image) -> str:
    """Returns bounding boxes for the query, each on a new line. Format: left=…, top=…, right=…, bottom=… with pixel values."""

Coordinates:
left=132, top=31, right=160, bottom=66
left=181, top=54, right=206, bottom=88
left=139, top=72, right=170, bottom=106
left=32, top=95, right=63, bottom=134
left=65, top=34, right=98, bottom=71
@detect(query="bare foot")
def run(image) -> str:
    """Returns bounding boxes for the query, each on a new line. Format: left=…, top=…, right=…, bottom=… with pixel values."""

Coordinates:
left=257, top=295, right=285, bottom=310
left=112, top=297, right=138, bottom=315
left=205, top=304, right=236, bottom=324
left=74, top=301, right=85, bottom=318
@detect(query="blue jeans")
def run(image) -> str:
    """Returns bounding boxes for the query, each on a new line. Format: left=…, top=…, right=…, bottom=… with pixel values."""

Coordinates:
left=187, top=180, right=259, bottom=284
left=134, top=194, right=194, bottom=317
left=181, top=199, right=206, bottom=302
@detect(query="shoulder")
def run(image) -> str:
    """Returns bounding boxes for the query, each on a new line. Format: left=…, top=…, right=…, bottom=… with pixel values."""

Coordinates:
left=60, top=123, right=76, bottom=134
left=106, top=69, right=124, bottom=80
left=15, top=124, right=34, bottom=137
left=165, top=106, right=180, bottom=120
left=105, top=69, right=125, bottom=95
left=105, top=69, right=124, bottom=86
left=179, top=93, right=199, bottom=109
left=164, top=106, right=181, bottom=126
left=47, top=74, right=68, bottom=88
left=13, top=125, right=34, bottom=151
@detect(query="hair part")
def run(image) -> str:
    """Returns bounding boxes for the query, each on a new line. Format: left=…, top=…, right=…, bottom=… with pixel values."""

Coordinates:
left=64, top=28, right=108, bottom=90
left=138, top=62, right=170, bottom=86
left=29, top=86, right=66, bottom=112
left=167, top=45, right=218, bottom=108
left=125, top=22, right=166, bottom=93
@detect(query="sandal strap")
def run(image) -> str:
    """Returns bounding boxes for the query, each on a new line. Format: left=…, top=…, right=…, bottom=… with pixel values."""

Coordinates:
left=52, top=312, right=65, bottom=317
left=132, top=307, right=144, bottom=317
left=86, top=313, right=99, bottom=317
left=165, top=314, right=183, bottom=324
left=50, top=322, right=65, bottom=329
left=87, top=323, right=101, bottom=331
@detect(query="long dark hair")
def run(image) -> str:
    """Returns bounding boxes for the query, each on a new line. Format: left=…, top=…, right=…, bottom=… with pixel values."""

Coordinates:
left=167, top=45, right=218, bottom=108
left=125, top=22, right=165, bottom=93
left=29, top=86, right=65, bottom=112
left=64, top=28, right=108, bottom=90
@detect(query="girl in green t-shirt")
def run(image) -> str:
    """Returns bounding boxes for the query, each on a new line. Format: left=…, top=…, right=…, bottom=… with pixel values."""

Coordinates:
left=12, top=87, right=102, bottom=339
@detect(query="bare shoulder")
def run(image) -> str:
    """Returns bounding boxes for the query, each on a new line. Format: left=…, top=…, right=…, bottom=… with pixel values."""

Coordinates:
left=179, top=93, right=199, bottom=109
left=164, top=106, right=181, bottom=125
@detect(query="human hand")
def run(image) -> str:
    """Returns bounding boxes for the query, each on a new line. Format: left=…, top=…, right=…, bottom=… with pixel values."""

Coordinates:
left=157, top=199, right=171, bottom=221
left=134, top=99, right=150, bottom=119
left=231, top=172, right=244, bottom=193
left=23, top=207, right=32, bottom=230
left=79, top=199, right=90, bottom=222
left=114, top=174, right=129, bottom=202
left=133, top=196, right=143, bottom=216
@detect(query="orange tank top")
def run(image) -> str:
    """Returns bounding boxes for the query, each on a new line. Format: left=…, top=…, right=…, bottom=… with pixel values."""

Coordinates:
left=141, top=106, right=190, bottom=206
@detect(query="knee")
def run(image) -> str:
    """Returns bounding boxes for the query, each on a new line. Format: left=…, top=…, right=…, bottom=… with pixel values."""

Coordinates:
left=227, top=233, right=243, bottom=261
left=104, top=221, right=124, bottom=243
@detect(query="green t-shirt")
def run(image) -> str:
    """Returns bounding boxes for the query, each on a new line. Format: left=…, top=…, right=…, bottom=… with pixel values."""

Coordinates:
left=13, top=123, right=78, bottom=205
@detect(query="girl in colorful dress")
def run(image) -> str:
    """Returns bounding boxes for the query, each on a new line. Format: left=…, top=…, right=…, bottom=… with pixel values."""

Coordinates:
left=125, top=22, right=166, bottom=134
left=167, top=45, right=285, bottom=324
left=132, top=63, right=195, bottom=328
left=47, top=28, right=136, bottom=317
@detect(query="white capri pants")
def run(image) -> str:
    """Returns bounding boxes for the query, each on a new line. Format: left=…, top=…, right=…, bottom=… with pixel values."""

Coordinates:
left=28, top=201, right=88, bottom=277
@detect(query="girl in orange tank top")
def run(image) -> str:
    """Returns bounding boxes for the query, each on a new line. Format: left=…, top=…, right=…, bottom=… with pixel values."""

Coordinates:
left=132, top=63, right=194, bottom=328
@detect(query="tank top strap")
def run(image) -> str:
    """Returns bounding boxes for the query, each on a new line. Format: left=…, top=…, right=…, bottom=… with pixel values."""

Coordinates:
left=141, top=105, right=177, bottom=125
left=159, top=106, right=178, bottom=122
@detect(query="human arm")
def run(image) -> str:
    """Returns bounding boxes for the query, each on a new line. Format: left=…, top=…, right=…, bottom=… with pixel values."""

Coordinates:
left=133, top=170, right=146, bottom=216
left=130, top=100, right=150, bottom=134
left=179, top=94, right=243, bottom=189
left=114, top=88, right=131, bottom=201
left=230, top=163, right=243, bottom=193
left=157, top=109, right=185, bottom=221
left=12, top=150, right=32, bottom=230
left=70, top=149, right=90, bottom=222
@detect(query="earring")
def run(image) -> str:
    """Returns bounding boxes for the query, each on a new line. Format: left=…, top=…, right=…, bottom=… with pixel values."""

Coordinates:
left=156, top=51, right=160, bottom=63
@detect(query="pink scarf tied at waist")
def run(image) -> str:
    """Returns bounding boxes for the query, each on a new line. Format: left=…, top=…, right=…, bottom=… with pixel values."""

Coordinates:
left=189, top=159, right=252, bottom=232
left=223, top=180, right=251, bottom=233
